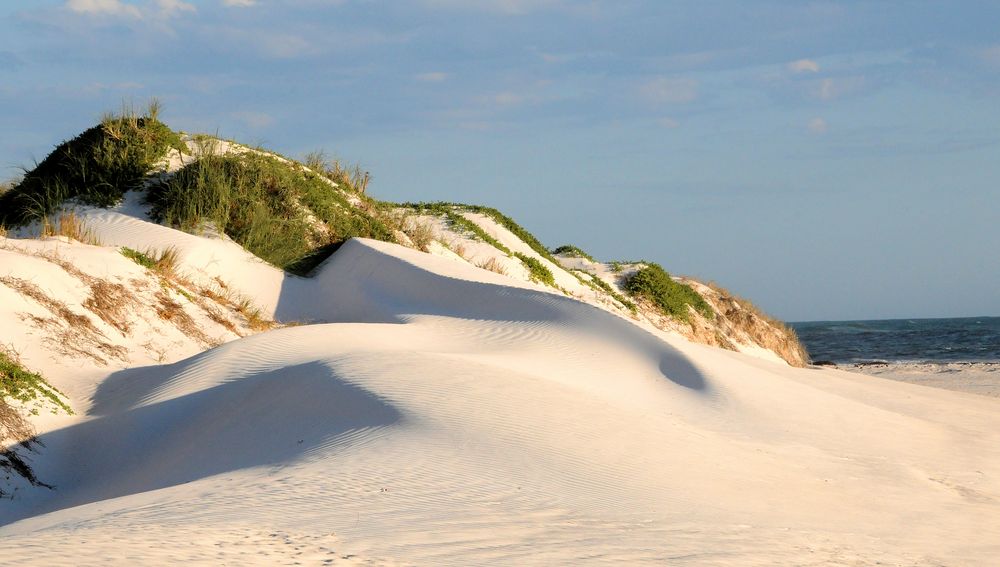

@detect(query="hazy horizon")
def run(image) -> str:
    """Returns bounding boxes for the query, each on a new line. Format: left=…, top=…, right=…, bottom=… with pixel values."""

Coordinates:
left=2, top=1, right=998, bottom=321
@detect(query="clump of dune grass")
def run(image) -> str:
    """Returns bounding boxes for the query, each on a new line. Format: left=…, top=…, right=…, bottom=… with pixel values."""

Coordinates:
left=120, top=246, right=179, bottom=277
left=148, top=152, right=396, bottom=275
left=623, top=262, right=713, bottom=324
left=0, top=100, right=184, bottom=227
left=476, top=256, right=508, bottom=276
left=40, top=212, right=101, bottom=245
left=303, top=150, right=371, bottom=194
left=402, top=217, right=436, bottom=252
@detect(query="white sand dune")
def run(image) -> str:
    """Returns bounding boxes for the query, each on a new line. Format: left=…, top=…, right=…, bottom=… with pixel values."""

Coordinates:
left=2, top=217, right=1000, bottom=564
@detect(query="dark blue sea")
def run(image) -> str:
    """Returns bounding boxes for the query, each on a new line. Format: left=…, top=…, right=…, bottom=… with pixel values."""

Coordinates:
left=790, top=316, right=1000, bottom=365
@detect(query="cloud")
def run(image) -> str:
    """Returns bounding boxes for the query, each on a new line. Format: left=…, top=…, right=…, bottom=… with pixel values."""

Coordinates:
left=232, top=111, right=275, bottom=129
left=807, top=117, right=828, bottom=134
left=788, top=59, right=820, bottom=73
left=65, top=0, right=194, bottom=19
left=814, top=76, right=865, bottom=100
left=222, top=0, right=256, bottom=6
left=415, top=72, right=448, bottom=82
left=156, top=0, right=195, bottom=17
left=422, top=0, right=564, bottom=15
left=980, top=45, right=1000, bottom=69
left=492, top=92, right=525, bottom=106
left=66, top=0, right=142, bottom=18
left=657, top=117, right=680, bottom=129
left=639, top=77, right=698, bottom=104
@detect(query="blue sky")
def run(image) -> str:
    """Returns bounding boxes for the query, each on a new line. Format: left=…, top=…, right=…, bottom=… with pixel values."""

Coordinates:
left=2, top=1, right=998, bottom=321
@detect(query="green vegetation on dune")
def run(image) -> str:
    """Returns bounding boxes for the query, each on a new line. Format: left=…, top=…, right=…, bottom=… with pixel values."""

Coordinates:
left=148, top=152, right=396, bottom=275
left=0, top=101, right=184, bottom=228
left=577, top=271, right=636, bottom=313
left=513, top=252, right=555, bottom=286
left=0, top=349, right=72, bottom=415
left=552, top=244, right=596, bottom=262
left=402, top=202, right=512, bottom=254
left=623, top=263, right=713, bottom=324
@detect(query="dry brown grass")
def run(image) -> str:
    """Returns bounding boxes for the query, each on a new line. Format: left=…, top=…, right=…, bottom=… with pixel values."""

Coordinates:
left=700, top=280, right=809, bottom=367
left=1, top=400, right=34, bottom=448
left=476, top=256, right=508, bottom=276
left=32, top=250, right=139, bottom=336
left=403, top=220, right=436, bottom=252
left=82, top=280, right=137, bottom=335
left=152, top=246, right=180, bottom=277
left=451, top=241, right=467, bottom=259
left=236, top=297, right=273, bottom=332
left=155, top=288, right=214, bottom=346
left=41, top=212, right=101, bottom=245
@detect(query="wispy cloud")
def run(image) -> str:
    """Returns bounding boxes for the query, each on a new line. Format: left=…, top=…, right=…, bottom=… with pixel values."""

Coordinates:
left=421, top=0, right=569, bottom=15
left=66, top=0, right=142, bottom=18
left=415, top=71, right=449, bottom=82
left=807, top=117, right=828, bottom=134
left=980, top=45, right=1000, bottom=69
left=639, top=77, right=699, bottom=104
left=65, top=0, right=194, bottom=19
left=814, top=76, right=866, bottom=100
left=657, top=117, right=680, bottom=129
left=155, top=0, right=195, bottom=17
left=788, top=59, right=820, bottom=73
left=232, top=110, right=274, bottom=129
left=222, top=0, right=256, bottom=6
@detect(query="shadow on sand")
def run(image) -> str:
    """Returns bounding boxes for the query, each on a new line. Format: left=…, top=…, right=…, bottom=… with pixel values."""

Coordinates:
left=1, top=362, right=400, bottom=526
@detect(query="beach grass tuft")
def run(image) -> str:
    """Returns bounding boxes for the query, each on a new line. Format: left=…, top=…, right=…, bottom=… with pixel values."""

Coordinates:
left=0, top=100, right=184, bottom=227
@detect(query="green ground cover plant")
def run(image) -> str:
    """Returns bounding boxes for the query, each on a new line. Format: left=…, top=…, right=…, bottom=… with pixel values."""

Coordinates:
left=623, top=263, right=713, bottom=324
left=578, top=271, right=636, bottom=312
left=513, top=252, right=555, bottom=286
left=0, top=101, right=184, bottom=227
left=402, top=202, right=512, bottom=254
left=0, top=348, right=72, bottom=415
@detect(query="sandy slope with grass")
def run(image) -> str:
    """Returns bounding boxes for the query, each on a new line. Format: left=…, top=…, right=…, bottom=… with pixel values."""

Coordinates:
left=1, top=209, right=1000, bottom=564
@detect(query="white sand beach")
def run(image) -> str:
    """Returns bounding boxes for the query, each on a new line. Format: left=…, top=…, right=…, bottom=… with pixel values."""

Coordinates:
left=846, top=362, right=1000, bottom=398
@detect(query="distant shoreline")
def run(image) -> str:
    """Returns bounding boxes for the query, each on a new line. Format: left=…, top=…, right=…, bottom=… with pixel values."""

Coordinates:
left=834, top=361, right=1000, bottom=398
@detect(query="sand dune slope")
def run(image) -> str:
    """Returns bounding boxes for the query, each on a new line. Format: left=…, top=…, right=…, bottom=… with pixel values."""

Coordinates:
left=2, top=239, right=999, bottom=565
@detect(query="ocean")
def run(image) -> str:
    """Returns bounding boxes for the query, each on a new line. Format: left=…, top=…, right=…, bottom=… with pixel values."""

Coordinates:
left=790, top=316, right=1000, bottom=365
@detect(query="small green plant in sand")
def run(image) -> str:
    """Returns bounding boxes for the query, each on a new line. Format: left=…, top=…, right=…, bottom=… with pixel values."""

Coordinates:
left=0, top=347, right=72, bottom=415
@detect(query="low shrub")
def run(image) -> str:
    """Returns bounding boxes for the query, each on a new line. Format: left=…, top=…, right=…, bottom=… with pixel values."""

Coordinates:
left=552, top=244, right=596, bottom=262
left=624, top=263, right=713, bottom=324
